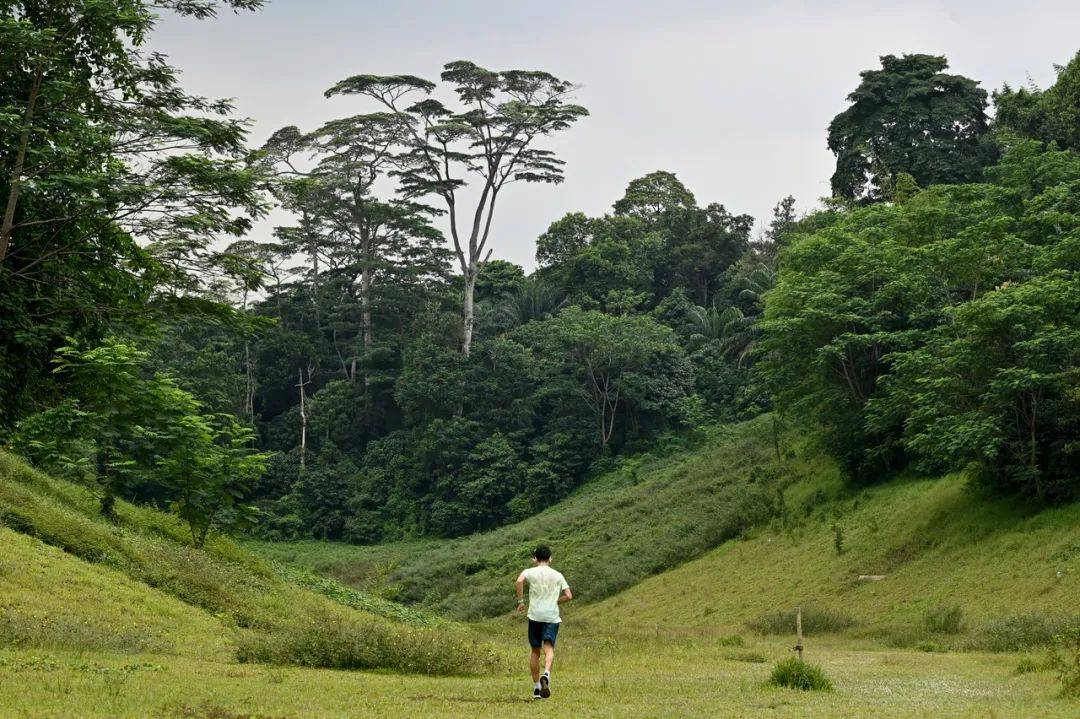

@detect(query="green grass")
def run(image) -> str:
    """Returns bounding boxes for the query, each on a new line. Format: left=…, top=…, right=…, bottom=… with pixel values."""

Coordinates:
left=1, top=635, right=1075, bottom=718
left=5, top=417, right=1080, bottom=715
left=250, top=416, right=835, bottom=619
left=0, top=451, right=497, bottom=675
left=577, top=463, right=1080, bottom=652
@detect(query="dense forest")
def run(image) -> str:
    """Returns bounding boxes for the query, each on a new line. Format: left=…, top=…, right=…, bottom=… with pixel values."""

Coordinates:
left=1, top=0, right=1077, bottom=549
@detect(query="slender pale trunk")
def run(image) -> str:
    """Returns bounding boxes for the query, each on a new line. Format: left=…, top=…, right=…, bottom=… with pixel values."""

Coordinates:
left=359, top=263, right=374, bottom=386
left=0, top=69, right=44, bottom=263
left=242, top=288, right=255, bottom=422
left=461, top=265, right=478, bottom=356
left=297, top=368, right=308, bottom=470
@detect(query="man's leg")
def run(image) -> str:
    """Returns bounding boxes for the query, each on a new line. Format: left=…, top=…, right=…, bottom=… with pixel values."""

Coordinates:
left=529, top=647, right=542, bottom=683
left=543, top=640, right=555, bottom=675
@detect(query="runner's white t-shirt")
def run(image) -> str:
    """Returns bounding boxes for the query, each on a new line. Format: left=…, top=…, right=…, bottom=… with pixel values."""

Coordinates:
left=522, top=565, right=570, bottom=623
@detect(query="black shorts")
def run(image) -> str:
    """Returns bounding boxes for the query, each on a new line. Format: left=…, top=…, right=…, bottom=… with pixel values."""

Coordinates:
left=527, top=620, right=560, bottom=648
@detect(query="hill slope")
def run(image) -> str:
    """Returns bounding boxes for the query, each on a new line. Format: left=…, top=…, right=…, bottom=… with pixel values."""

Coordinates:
left=252, top=416, right=835, bottom=619
left=257, top=416, right=1080, bottom=650
left=585, top=470, right=1080, bottom=648
left=0, top=451, right=494, bottom=674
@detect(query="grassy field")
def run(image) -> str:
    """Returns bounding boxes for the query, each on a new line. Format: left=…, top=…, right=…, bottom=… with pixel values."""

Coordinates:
left=3, top=423, right=1079, bottom=717
left=1, top=631, right=1073, bottom=718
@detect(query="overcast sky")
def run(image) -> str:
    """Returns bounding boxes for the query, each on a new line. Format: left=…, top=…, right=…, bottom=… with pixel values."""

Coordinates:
left=153, top=0, right=1080, bottom=272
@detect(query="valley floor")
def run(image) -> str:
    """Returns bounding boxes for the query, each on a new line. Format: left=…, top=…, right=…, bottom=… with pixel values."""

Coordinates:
left=3, top=627, right=1072, bottom=718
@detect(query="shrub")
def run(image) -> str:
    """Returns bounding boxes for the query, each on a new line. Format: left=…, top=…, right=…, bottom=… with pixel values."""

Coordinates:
left=234, top=608, right=497, bottom=676
left=0, top=611, right=169, bottom=654
left=966, top=614, right=1074, bottom=652
left=924, top=603, right=965, bottom=634
left=748, top=606, right=857, bottom=635
left=1014, top=656, right=1051, bottom=675
left=769, top=658, right=833, bottom=691
left=1049, top=623, right=1080, bottom=698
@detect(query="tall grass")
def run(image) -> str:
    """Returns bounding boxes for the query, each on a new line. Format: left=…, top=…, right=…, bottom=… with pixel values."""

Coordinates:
left=0, top=451, right=496, bottom=674
left=748, top=606, right=857, bottom=635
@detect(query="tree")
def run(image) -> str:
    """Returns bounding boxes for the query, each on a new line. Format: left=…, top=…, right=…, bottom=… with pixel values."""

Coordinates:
left=518, top=308, right=692, bottom=448
left=612, top=170, right=696, bottom=222
left=994, top=50, right=1080, bottom=151
left=0, top=0, right=265, bottom=270
left=658, top=202, right=752, bottom=305
left=827, top=54, right=995, bottom=202
left=277, top=117, right=444, bottom=366
left=11, top=338, right=267, bottom=531
left=536, top=211, right=592, bottom=268
left=0, top=0, right=265, bottom=430
left=324, top=61, right=588, bottom=355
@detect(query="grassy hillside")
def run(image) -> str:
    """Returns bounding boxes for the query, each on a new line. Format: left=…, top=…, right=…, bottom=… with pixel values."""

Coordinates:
left=584, top=470, right=1080, bottom=649
left=0, top=451, right=496, bottom=675
left=3, top=427, right=1079, bottom=717
left=252, top=416, right=836, bottom=619
left=257, top=416, right=1080, bottom=650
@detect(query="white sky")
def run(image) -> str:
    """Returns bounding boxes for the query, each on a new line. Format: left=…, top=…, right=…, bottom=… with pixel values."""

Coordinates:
left=153, top=0, right=1080, bottom=272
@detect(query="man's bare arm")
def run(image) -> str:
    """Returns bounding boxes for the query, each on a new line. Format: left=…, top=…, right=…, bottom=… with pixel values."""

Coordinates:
left=514, top=572, right=527, bottom=613
left=558, top=587, right=573, bottom=603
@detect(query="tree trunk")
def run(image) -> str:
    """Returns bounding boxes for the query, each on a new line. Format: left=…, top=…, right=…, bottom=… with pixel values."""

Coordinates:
left=360, top=263, right=374, bottom=386
left=297, top=368, right=308, bottom=470
left=461, top=265, right=478, bottom=356
left=0, top=69, right=43, bottom=263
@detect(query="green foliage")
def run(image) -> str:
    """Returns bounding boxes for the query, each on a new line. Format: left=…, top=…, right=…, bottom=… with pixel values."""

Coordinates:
left=769, top=657, right=834, bottom=691
left=0, top=451, right=495, bottom=674
left=517, top=307, right=693, bottom=447
left=233, top=607, right=491, bottom=675
left=832, top=523, right=845, bottom=555
left=924, top=603, right=965, bottom=634
left=748, top=607, right=857, bottom=635
left=965, top=614, right=1077, bottom=652
left=994, top=50, right=1080, bottom=151
left=828, top=53, right=995, bottom=201
left=762, top=141, right=1080, bottom=497
left=11, top=338, right=266, bottom=543
left=1048, top=622, right=1080, bottom=697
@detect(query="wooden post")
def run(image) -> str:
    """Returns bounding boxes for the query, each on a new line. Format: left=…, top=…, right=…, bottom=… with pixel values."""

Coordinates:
left=795, top=606, right=804, bottom=661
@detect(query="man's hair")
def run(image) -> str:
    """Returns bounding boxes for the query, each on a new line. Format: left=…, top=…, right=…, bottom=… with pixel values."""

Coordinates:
left=533, top=545, right=552, bottom=561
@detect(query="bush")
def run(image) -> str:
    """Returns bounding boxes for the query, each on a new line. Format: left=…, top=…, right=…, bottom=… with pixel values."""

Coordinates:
left=748, top=606, right=857, bottom=635
left=233, top=608, right=497, bottom=675
left=965, top=614, right=1075, bottom=652
left=1049, top=623, right=1080, bottom=698
left=769, top=658, right=833, bottom=691
left=1014, top=656, right=1052, bottom=675
left=924, top=603, right=965, bottom=634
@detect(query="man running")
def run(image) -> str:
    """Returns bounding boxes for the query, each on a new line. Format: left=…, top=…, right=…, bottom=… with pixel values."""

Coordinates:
left=515, top=545, right=572, bottom=700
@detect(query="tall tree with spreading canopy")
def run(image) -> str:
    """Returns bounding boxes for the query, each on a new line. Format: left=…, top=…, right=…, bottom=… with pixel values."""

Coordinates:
left=261, top=115, right=446, bottom=381
left=827, top=54, right=995, bottom=202
left=324, top=61, right=588, bottom=354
